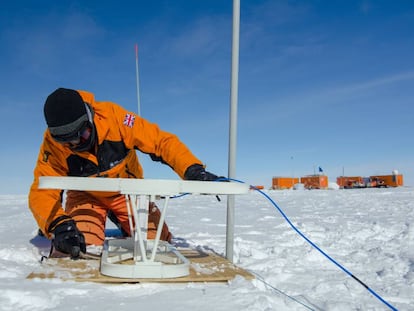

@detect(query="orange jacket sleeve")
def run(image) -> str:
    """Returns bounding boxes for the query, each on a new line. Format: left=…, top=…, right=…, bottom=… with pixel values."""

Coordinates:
left=28, top=132, right=70, bottom=237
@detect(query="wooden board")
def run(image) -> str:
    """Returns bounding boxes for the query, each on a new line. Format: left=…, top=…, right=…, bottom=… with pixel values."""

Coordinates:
left=27, top=248, right=254, bottom=283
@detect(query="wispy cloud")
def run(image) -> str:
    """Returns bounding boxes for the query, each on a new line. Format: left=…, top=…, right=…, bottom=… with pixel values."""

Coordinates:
left=335, top=71, right=414, bottom=94
left=169, top=16, right=230, bottom=58
left=240, top=69, right=414, bottom=129
left=4, top=10, right=106, bottom=74
left=359, top=1, right=375, bottom=14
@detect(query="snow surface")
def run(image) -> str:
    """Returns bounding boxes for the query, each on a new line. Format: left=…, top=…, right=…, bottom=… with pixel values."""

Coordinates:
left=0, top=187, right=413, bottom=310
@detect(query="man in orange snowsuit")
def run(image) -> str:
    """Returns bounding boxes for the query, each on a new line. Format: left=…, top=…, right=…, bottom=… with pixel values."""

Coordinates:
left=29, top=88, right=220, bottom=258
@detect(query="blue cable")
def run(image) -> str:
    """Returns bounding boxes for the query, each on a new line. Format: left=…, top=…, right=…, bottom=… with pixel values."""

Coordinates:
left=170, top=178, right=398, bottom=310
left=229, top=179, right=398, bottom=311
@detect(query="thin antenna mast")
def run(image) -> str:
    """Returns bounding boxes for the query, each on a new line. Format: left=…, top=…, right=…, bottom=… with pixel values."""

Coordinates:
left=135, top=43, right=141, bottom=116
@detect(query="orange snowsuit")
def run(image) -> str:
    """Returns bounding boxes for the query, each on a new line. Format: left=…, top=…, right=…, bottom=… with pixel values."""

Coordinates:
left=29, top=90, right=202, bottom=245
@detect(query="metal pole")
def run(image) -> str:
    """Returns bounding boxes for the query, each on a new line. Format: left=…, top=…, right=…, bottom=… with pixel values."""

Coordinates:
left=226, top=0, right=240, bottom=262
left=135, top=43, right=141, bottom=116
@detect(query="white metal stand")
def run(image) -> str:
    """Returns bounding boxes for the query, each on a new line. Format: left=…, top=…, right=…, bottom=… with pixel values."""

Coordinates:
left=39, top=177, right=249, bottom=279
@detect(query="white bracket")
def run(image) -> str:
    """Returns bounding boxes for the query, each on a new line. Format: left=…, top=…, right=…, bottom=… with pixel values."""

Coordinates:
left=39, top=177, right=249, bottom=279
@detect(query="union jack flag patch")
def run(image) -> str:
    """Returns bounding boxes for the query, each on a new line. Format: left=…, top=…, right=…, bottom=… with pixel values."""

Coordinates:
left=123, top=113, right=135, bottom=128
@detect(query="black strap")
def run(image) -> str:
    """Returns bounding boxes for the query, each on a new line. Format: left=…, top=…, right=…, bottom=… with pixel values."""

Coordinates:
left=47, top=215, right=72, bottom=233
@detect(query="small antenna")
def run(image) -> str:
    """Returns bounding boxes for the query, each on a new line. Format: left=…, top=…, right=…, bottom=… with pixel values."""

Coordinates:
left=135, top=43, right=141, bottom=116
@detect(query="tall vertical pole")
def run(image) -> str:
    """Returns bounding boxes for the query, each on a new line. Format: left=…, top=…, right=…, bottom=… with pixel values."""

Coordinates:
left=226, top=0, right=240, bottom=262
left=135, top=43, right=141, bottom=116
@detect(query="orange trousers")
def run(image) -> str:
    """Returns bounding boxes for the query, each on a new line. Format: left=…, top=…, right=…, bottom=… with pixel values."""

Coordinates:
left=65, top=191, right=172, bottom=246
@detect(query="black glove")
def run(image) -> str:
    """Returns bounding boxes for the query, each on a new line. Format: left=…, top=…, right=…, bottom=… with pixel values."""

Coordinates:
left=184, top=164, right=221, bottom=181
left=52, top=220, right=86, bottom=259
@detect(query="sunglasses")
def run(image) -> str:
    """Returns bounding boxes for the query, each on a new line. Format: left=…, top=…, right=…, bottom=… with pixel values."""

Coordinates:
left=52, top=122, right=92, bottom=146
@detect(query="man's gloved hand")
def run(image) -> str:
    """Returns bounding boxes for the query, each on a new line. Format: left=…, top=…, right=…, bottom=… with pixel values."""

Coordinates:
left=184, top=164, right=222, bottom=181
left=52, top=220, right=86, bottom=259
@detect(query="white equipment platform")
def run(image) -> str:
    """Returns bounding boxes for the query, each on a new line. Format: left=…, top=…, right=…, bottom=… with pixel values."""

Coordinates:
left=39, top=177, right=249, bottom=279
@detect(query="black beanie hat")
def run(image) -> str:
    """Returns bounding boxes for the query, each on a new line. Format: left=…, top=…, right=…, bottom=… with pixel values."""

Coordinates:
left=44, top=88, right=88, bottom=136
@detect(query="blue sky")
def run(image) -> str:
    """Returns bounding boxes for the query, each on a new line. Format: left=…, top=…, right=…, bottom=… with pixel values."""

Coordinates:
left=1, top=1, right=413, bottom=194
